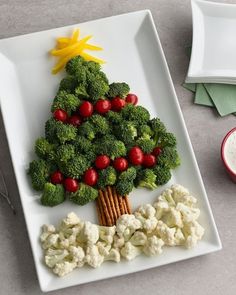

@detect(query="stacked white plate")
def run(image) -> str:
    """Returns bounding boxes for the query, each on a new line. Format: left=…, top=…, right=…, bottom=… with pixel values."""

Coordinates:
left=186, top=0, right=236, bottom=85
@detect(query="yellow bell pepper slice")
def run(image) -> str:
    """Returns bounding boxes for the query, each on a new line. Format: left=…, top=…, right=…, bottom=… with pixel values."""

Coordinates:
left=83, top=43, right=103, bottom=51
left=50, top=35, right=92, bottom=56
left=80, top=52, right=105, bottom=64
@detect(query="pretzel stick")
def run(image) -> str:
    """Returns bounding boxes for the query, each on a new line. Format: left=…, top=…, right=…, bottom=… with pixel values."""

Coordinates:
left=96, top=199, right=103, bottom=225
left=103, top=188, right=114, bottom=225
left=99, top=189, right=112, bottom=226
left=97, top=194, right=106, bottom=226
left=107, top=186, right=118, bottom=222
left=112, top=186, right=121, bottom=219
left=124, top=195, right=132, bottom=214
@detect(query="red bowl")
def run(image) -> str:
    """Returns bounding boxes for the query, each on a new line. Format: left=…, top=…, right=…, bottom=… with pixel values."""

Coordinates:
left=221, top=127, right=236, bottom=182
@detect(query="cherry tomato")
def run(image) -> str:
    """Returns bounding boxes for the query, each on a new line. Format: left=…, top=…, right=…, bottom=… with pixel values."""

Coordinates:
left=152, top=147, right=162, bottom=157
left=79, top=101, right=94, bottom=118
left=113, top=157, right=128, bottom=172
left=50, top=171, right=64, bottom=184
left=83, top=168, right=98, bottom=186
left=125, top=93, right=138, bottom=105
left=95, top=155, right=110, bottom=169
left=53, top=109, right=68, bottom=122
left=111, top=97, right=126, bottom=112
left=95, top=99, right=111, bottom=114
left=67, top=115, right=82, bottom=127
left=143, top=154, right=156, bottom=167
left=64, top=178, right=79, bottom=192
left=128, top=146, right=144, bottom=165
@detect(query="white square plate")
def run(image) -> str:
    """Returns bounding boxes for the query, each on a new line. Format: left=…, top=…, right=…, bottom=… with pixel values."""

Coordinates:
left=0, top=10, right=221, bottom=292
left=186, top=0, right=236, bottom=83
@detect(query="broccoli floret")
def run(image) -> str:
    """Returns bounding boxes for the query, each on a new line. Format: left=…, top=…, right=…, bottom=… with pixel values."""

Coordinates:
left=97, top=167, right=117, bottom=189
left=86, top=60, right=101, bottom=73
left=69, top=183, right=98, bottom=205
left=158, top=132, right=177, bottom=147
left=86, top=72, right=109, bottom=101
left=114, top=121, right=137, bottom=145
left=138, top=124, right=154, bottom=138
left=45, top=118, right=77, bottom=144
left=60, top=155, right=89, bottom=178
left=51, top=91, right=81, bottom=115
left=105, top=111, right=122, bottom=124
left=65, top=56, right=85, bottom=76
left=89, top=114, right=111, bottom=135
left=119, top=167, right=137, bottom=182
left=41, top=183, right=65, bottom=207
left=136, top=169, right=157, bottom=190
left=136, top=137, right=155, bottom=153
left=96, top=138, right=126, bottom=160
left=28, top=159, right=50, bottom=191
left=149, top=118, right=167, bottom=137
left=34, top=137, right=55, bottom=161
left=56, top=123, right=77, bottom=144
left=74, top=136, right=93, bottom=153
left=78, top=121, right=96, bottom=140
left=157, top=147, right=180, bottom=169
left=116, top=181, right=134, bottom=196
left=121, top=104, right=150, bottom=126
left=152, top=166, right=171, bottom=185
left=73, top=136, right=96, bottom=162
left=107, top=82, right=130, bottom=98
left=74, top=84, right=89, bottom=99
left=45, top=118, right=62, bottom=144
left=116, top=167, right=136, bottom=196
left=59, top=75, right=78, bottom=92
left=56, top=144, right=75, bottom=163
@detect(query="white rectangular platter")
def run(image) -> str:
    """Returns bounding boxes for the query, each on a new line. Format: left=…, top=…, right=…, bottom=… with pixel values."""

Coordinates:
left=0, top=10, right=221, bottom=292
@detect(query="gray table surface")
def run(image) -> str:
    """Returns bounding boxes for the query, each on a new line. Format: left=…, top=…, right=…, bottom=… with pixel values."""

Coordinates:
left=0, top=0, right=236, bottom=294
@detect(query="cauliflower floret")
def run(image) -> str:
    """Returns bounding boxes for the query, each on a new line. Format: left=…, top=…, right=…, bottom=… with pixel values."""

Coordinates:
left=60, top=212, right=81, bottom=229
left=155, top=221, right=177, bottom=246
left=120, top=242, right=142, bottom=261
left=113, top=235, right=125, bottom=249
left=116, top=214, right=142, bottom=241
left=143, top=236, right=164, bottom=256
left=86, top=245, right=104, bottom=268
left=136, top=204, right=156, bottom=218
left=53, top=261, right=77, bottom=277
left=42, top=233, right=60, bottom=250
left=104, top=248, right=121, bottom=263
left=96, top=241, right=111, bottom=256
left=183, top=221, right=205, bottom=249
left=171, top=184, right=197, bottom=206
left=129, top=231, right=147, bottom=246
left=45, top=248, right=69, bottom=268
left=176, top=203, right=200, bottom=223
left=174, top=228, right=185, bottom=245
left=153, top=200, right=170, bottom=220
left=40, top=224, right=56, bottom=243
left=80, top=221, right=99, bottom=244
left=159, top=189, right=176, bottom=206
left=69, top=246, right=85, bottom=267
left=98, top=225, right=116, bottom=244
left=161, top=207, right=183, bottom=228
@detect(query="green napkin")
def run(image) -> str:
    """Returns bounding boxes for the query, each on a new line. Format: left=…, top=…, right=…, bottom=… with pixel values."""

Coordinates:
left=195, top=84, right=213, bottom=107
left=204, top=83, right=236, bottom=116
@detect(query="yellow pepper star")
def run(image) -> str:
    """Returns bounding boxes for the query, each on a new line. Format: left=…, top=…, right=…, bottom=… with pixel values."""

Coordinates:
left=50, top=29, right=105, bottom=74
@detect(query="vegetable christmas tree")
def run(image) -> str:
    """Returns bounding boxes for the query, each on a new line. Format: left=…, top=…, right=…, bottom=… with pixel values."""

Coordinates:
left=28, top=38, right=180, bottom=226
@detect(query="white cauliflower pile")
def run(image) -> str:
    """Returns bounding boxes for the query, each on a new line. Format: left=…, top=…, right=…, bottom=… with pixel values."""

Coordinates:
left=40, top=184, right=204, bottom=277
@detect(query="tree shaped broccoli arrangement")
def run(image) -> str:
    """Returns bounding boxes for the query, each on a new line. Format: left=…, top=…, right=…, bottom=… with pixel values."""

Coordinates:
left=28, top=55, right=180, bottom=226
